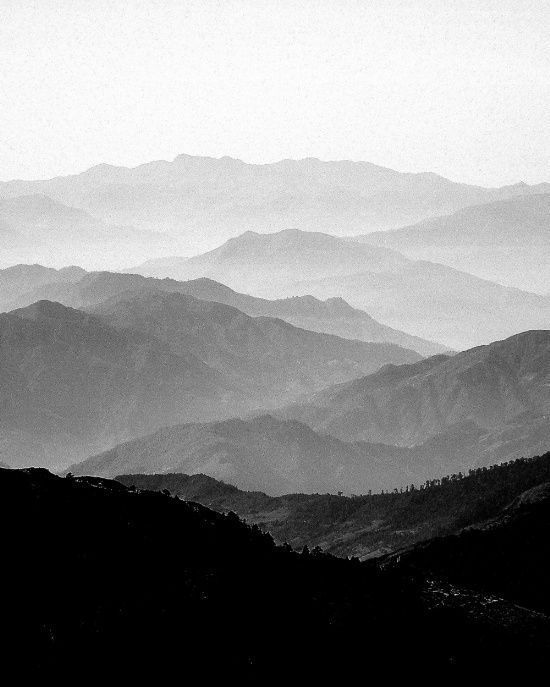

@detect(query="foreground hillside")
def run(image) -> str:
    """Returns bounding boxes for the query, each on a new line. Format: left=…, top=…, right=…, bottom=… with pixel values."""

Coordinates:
left=118, top=451, right=550, bottom=559
left=2, top=466, right=549, bottom=677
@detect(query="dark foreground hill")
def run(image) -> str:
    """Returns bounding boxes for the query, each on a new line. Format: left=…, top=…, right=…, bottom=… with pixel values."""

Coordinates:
left=1, top=466, right=549, bottom=678
left=118, top=450, right=550, bottom=559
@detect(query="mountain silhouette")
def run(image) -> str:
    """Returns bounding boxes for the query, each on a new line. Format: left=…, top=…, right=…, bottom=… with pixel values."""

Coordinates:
left=359, top=193, right=550, bottom=292
left=2, top=153, right=549, bottom=252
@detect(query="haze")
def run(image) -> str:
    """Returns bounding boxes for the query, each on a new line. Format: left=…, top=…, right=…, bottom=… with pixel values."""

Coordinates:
left=1, top=0, right=549, bottom=186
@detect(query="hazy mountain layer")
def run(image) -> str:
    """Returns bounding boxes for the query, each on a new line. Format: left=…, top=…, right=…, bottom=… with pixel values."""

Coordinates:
left=0, top=263, right=85, bottom=311
left=0, top=300, right=242, bottom=469
left=279, top=330, right=550, bottom=455
left=91, top=290, right=421, bottom=398
left=1, top=266, right=445, bottom=355
left=1, top=154, right=549, bottom=252
left=129, top=228, right=550, bottom=349
left=358, top=193, right=550, bottom=293
left=0, top=294, right=418, bottom=469
left=67, top=412, right=538, bottom=495
left=0, top=194, right=185, bottom=270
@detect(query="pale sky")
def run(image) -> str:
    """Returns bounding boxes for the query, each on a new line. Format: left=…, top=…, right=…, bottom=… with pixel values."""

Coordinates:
left=1, top=0, right=549, bottom=186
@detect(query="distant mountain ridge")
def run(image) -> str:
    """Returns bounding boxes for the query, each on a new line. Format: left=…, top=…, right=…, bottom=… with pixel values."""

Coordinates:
left=128, top=229, right=550, bottom=349
left=0, top=294, right=419, bottom=470
left=1, top=153, right=548, bottom=252
left=0, top=265, right=446, bottom=355
left=357, top=193, right=550, bottom=293
left=0, top=194, right=184, bottom=270
left=278, top=329, right=550, bottom=468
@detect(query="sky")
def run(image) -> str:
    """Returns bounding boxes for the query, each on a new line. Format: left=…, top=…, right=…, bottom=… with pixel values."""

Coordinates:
left=0, top=0, right=548, bottom=186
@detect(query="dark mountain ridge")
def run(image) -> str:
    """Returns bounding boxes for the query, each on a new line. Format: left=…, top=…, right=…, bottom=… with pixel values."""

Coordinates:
left=117, top=449, right=550, bottom=560
left=2, top=465, right=549, bottom=677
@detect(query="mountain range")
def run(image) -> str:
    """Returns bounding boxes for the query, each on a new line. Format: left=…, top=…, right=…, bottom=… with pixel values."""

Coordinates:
left=0, top=265, right=445, bottom=356
left=358, top=193, right=550, bottom=293
left=129, top=229, right=550, bottom=349
left=278, top=330, right=550, bottom=466
left=0, top=194, right=184, bottom=270
left=1, top=154, right=549, bottom=252
left=0, top=294, right=418, bottom=470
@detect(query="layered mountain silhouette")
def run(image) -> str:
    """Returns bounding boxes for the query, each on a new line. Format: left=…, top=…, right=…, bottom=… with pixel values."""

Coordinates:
left=129, top=229, right=550, bottom=349
left=0, top=263, right=85, bottom=311
left=68, top=410, right=536, bottom=495
left=91, top=289, right=420, bottom=397
left=279, top=330, right=550, bottom=467
left=0, top=296, right=418, bottom=469
left=359, top=193, right=550, bottom=293
left=0, top=194, right=184, bottom=270
left=1, top=154, right=549, bottom=252
left=68, top=414, right=425, bottom=494
left=1, top=266, right=444, bottom=355
left=0, top=300, right=240, bottom=469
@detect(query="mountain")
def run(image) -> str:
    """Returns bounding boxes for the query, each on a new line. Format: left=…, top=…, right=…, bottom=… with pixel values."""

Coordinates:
left=278, top=330, right=550, bottom=470
left=68, top=414, right=421, bottom=494
left=357, top=193, right=550, bottom=293
left=1, top=154, right=549, bottom=252
left=68, top=412, right=523, bottom=495
left=90, top=289, right=421, bottom=400
left=2, top=268, right=446, bottom=356
left=4, top=467, right=548, bottom=678
left=129, top=229, right=550, bottom=350
left=131, top=228, right=409, bottom=288
left=0, top=263, right=85, bottom=311
left=117, top=450, right=550, bottom=560
left=0, top=300, right=241, bottom=469
left=281, top=258, right=550, bottom=350
left=0, top=293, right=418, bottom=470
left=0, top=194, right=184, bottom=270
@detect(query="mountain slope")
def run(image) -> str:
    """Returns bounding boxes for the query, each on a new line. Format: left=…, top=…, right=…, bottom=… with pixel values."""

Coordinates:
left=68, top=412, right=518, bottom=495
left=117, top=450, right=550, bottom=560
left=284, top=259, right=550, bottom=349
left=358, top=193, right=550, bottom=292
left=91, top=289, right=421, bottom=401
left=3, top=268, right=445, bottom=356
left=0, top=194, right=184, bottom=270
left=1, top=153, right=549, bottom=252
left=0, top=300, right=241, bottom=469
left=132, top=228, right=408, bottom=288
left=68, top=414, right=419, bottom=494
left=0, top=263, right=85, bottom=311
left=279, top=330, right=550, bottom=467
left=130, top=228, right=550, bottom=350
